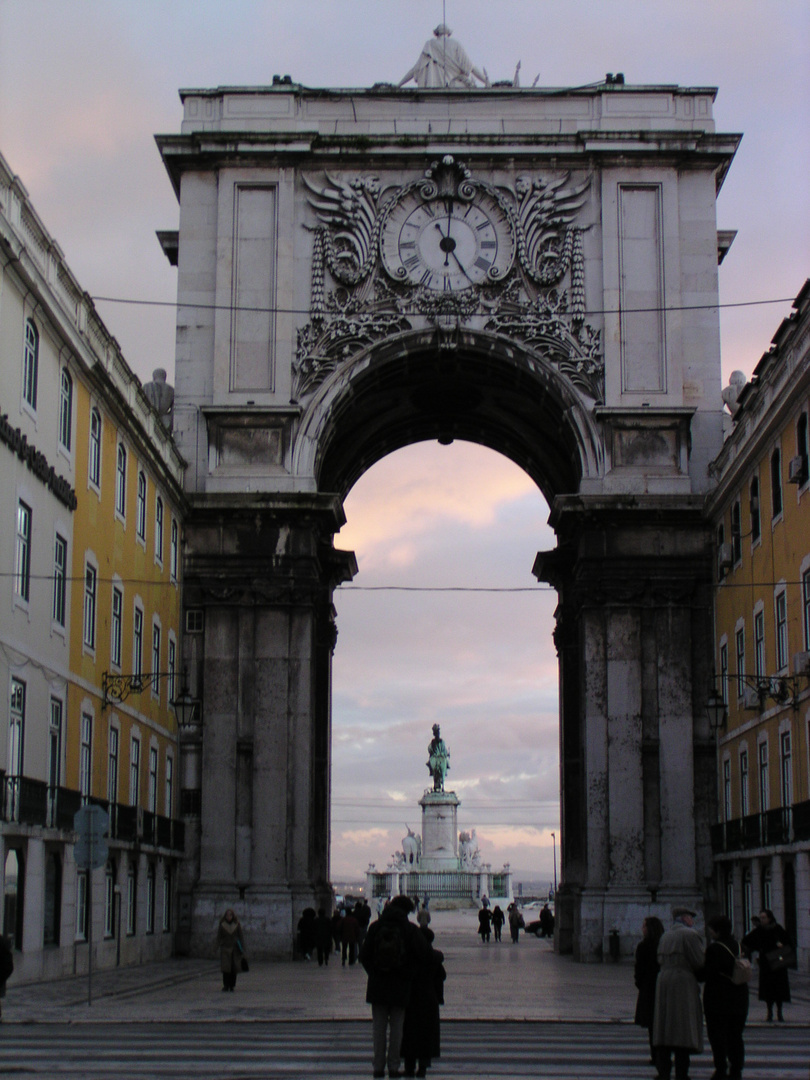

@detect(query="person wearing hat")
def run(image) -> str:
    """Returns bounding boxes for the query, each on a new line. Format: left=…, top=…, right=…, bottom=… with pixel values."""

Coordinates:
left=652, top=907, right=705, bottom=1079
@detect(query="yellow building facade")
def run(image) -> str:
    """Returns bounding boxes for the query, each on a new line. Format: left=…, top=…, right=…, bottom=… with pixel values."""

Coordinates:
left=1, top=151, right=186, bottom=983
left=708, top=280, right=810, bottom=972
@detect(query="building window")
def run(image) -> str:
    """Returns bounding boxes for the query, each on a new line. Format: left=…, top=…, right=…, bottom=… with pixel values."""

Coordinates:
left=803, top=569, right=810, bottom=651
left=146, top=864, right=155, bottom=934
left=742, top=867, right=752, bottom=931
left=771, top=447, right=782, bottom=519
left=9, top=678, right=25, bottom=778
left=130, top=737, right=140, bottom=806
left=116, top=443, right=127, bottom=517
left=724, top=868, right=734, bottom=925
left=136, top=471, right=147, bottom=541
left=104, top=861, right=116, bottom=939
left=108, top=727, right=119, bottom=805
left=155, top=497, right=164, bottom=563
left=719, top=642, right=729, bottom=706
left=775, top=591, right=788, bottom=671
left=754, top=610, right=765, bottom=680
left=168, top=637, right=176, bottom=705
left=717, top=522, right=726, bottom=581
left=761, top=865, right=772, bottom=911
left=58, top=369, right=73, bottom=450
left=83, top=564, right=97, bottom=649
left=15, top=501, right=32, bottom=602
left=162, top=868, right=172, bottom=932
left=758, top=740, right=769, bottom=813
left=165, top=755, right=173, bottom=818
left=152, top=623, right=161, bottom=683
left=126, top=865, right=137, bottom=935
left=740, top=748, right=749, bottom=817
left=780, top=730, right=792, bottom=808
left=133, top=607, right=143, bottom=680
left=731, top=499, right=742, bottom=565
left=88, top=408, right=101, bottom=487
left=23, top=319, right=39, bottom=409
left=148, top=747, right=158, bottom=815
left=749, top=476, right=761, bottom=543
left=170, top=520, right=179, bottom=582
left=186, top=609, right=204, bottom=634
left=111, top=587, right=123, bottom=668
left=735, top=626, right=745, bottom=699
left=43, top=852, right=61, bottom=947
left=75, top=871, right=89, bottom=941
left=797, top=411, right=809, bottom=484
left=79, top=713, right=92, bottom=801
left=52, top=534, right=67, bottom=627
left=723, top=757, right=731, bottom=821
left=49, top=698, right=62, bottom=791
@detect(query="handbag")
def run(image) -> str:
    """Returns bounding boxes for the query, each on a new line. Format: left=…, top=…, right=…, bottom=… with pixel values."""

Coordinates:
left=240, top=956, right=249, bottom=973
left=765, top=944, right=795, bottom=971
left=718, top=942, right=752, bottom=984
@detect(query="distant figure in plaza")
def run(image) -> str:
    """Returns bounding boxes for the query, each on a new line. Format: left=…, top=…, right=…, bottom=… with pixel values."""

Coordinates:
left=331, top=907, right=344, bottom=952
left=634, top=915, right=665, bottom=1064
left=216, top=908, right=246, bottom=992
left=652, top=907, right=705, bottom=1080
left=401, top=926, right=446, bottom=1078
left=742, top=908, right=792, bottom=1022
left=398, top=24, right=490, bottom=89
left=341, top=904, right=360, bottom=967
left=357, top=898, right=373, bottom=948
left=426, top=724, right=450, bottom=792
left=0, top=933, right=13, bottom=1019
left=417, top=902, right=431, bottom=931
left=539, top=903, right=555, bottom=939
left=359, top=895, right=429, bottom=1079
left=314, top=908, right=333, bottom=967
left=508, top=904, right=524, bottom=944
left=480, top=894, right=489, bottom=909
left=477, top=905, right=492, bottom=943
left=297, top=906, right=316, bottom=960
left=703, top=914, right=749, bottom=1080
left=491, top=904, right=505, bottom=942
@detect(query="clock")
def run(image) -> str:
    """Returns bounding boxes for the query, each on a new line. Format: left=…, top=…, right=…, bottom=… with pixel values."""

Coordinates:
left=381, top=189, right=515, bottom=292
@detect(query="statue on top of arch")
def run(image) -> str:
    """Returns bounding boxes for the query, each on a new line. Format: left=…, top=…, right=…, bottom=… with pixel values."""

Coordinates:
left=399, top=25, right=490, bottom=89
left=427, top=724, right=450, bottom=792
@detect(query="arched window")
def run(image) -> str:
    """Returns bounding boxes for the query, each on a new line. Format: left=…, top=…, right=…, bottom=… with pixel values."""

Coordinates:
left=58, top=369, right=73, bottom=450
left=136, top=471, right=147, bottom=540
left=749, top=475, right=761, bottom=543
left=797, top=412, right=809, bottom=483
left=116, top=443, right=127, bottom=516
left=43, top=852, right=62, bottom=946
left=146, top=863, right=156, bottom=934
left=23, top=319, right=38, bottom=409
left=88, top=408, right=102, bottom=487
left=155, top=496, right=164, bottom=562
left=771, top=447, right=783, bottom=519
left=104, top=860, right=117, bottom=939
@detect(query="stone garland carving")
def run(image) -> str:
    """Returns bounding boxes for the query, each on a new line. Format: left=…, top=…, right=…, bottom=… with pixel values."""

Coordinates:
left=293, top=158, right=603, bottom=402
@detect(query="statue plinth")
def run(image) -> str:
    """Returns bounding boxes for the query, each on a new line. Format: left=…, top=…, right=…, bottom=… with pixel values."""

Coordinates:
left=419, top=790, right=460, bottom=871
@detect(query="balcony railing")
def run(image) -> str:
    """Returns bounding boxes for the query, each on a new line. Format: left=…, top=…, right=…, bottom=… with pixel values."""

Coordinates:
left=1, top=774, right=184, bottom=853
left=711, top=802, right=808, bottom=854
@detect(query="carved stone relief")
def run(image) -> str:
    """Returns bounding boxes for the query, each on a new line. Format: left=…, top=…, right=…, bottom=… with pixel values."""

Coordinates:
left=293, top=156, right=603, bottom=403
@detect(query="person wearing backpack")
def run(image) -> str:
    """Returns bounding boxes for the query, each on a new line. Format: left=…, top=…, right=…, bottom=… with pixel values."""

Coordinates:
left=359, top=895, right=429, bottom=1078
left=0, top=934, right=13, bottom=1020
left=703, top=914, right=749, bottom=1080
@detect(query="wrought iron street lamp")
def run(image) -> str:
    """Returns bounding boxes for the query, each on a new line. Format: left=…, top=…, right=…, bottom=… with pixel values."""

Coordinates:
left=705, top=688, right=727, bottom=734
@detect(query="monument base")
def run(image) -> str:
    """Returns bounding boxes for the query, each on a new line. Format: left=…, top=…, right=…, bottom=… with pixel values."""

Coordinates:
left=419, top=790, right=460, bottom=870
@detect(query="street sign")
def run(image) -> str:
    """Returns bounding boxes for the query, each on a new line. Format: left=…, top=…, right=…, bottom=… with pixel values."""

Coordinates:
left=74, top=805, right=109, bottom=870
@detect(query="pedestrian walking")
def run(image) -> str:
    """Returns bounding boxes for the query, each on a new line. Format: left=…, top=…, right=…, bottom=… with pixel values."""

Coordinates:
left=741, top=908, right=792, bottom=1022
left=634, top=915, right=665, bottom=1064
left=652, top=906, right=705, bottom=1079
left=477, top=905, right=492, bottom=943
left=332, top=907, right=344, bottom=953
left=416, top=903, right=431, bottom=931
left=342, top=905, right=360, bottom=966
left=216, top=908, right=246, bottom=992
left=507, top=904, right=524, bottom=943
left=539, top=903, right=555, bottom=938
left=297, top=907, right=316, bottom=960
left=0, top=934, right=13, bottom=1020
left=401, top=926, right=445, bottom=1077
left=359, top=895, right=429, bottom=1079
left=491, top=905, right=505, bottom=942
left=314, top=907, right=334, bottom=967
left=703, top=914, right=749, bottom=1080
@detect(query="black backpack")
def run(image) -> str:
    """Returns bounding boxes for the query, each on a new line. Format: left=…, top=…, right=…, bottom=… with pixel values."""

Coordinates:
left=372, top=920, right=407, bottom=972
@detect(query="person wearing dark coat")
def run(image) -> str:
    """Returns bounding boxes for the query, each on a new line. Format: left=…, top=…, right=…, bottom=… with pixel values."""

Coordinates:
left=634, top=915, right=665, bottom=1063
left=216, top=909, right=246, bottom=991
left=331, top=908, right=343, bottom=954
left=539, top=903, right=555, bottom=938
left=507, top=905, right=524, bottom=943
left=703, top=914, right=748, bottom=1080
left=401, top=927, right=446, bottom=1077
left=0, top=934, right=13, bottom=1020
left=342, top=906, right=360, bottom=966
left=314, top=908, right=334, bottom=967
left=491, top=905, right=505, bottom=942
left=297, top=907, right=317, bottom=960
left=359, top=895, right=429, bottom=1079
left=477, top=906, right=492, bottom=943
left=741, top=908, right=791, bottom=1021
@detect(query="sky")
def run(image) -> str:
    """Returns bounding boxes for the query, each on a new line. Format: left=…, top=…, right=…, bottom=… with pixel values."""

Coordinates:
left=1, top=0, right=808, bottom=884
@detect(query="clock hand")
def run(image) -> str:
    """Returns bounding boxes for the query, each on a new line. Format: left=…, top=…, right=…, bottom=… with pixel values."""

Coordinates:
left=450, top=249, right=475, bottom=284
left=434, top=221, right=457, bottom=268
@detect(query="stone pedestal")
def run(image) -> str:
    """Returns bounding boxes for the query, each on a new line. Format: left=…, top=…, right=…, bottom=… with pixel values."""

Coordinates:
left=419, top=791, right=460, bottom=870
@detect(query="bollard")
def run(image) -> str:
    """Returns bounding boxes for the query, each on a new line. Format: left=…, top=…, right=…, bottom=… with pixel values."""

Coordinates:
left=609, top=928, right=621, bottom=960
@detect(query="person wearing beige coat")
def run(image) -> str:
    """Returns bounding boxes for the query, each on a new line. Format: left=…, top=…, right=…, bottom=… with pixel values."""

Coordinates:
left=652, top=908, right=705, bottom=1080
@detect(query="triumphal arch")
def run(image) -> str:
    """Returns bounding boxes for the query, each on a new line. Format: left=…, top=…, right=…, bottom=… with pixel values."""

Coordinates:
left=157, top=36, right=739, bottom=960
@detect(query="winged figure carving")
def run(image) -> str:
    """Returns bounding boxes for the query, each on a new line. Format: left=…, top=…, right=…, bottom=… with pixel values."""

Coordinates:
left=515, top=172, right=590, bottom=287
left=303, top=172, right=382, bottom=286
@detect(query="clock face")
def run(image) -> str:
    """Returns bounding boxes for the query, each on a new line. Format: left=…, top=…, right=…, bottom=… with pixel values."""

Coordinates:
left=381, top=191, right=515, bottom=292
